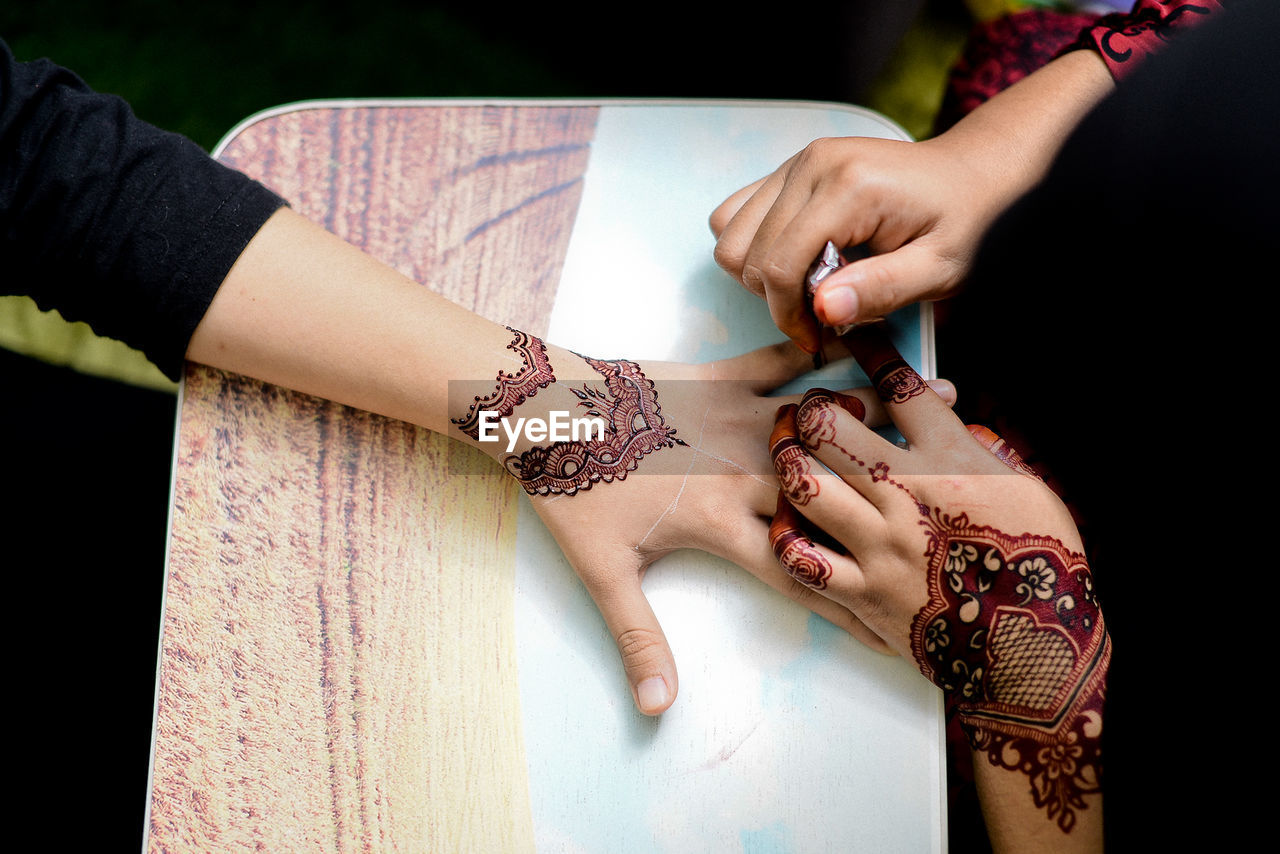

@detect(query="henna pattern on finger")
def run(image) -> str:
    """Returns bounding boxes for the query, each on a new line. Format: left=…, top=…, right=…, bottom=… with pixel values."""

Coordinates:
left=870, top=359, right=929, bottom=405
left=839, top=323, right=929, bottom=405
left=771, top=404, right=822, bottom=506
left=772, top=437, right=820, bottom=506
left=796, top=389, right=869, bottom=459
left=452, top=327, right=556, bottom=440
left=912, top=511, right=1108, bottom=833
left=768, top=494, right=833, bottom=590
left=504, top=356, right=686, bottom=496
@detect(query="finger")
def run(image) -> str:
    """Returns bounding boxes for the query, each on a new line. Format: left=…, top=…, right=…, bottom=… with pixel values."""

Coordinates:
left=769, top=379, right=957, bottom=429
left=775, top=397, right=889, bottom=517
left=715, top=337, right=822, bottom=392
left=792, top=388, right=907, bottom=517
left=814, top=242, right=959, bottom=328
left=837, top=322, right=957, bottom=449
left=578, top=560, right=680, bottom=716
left=712, top=166, right=793, bottom=291
left=709, top=176, right=767, bottom=239
left=768, top=493, right=871, bottom=611
left=966, top=424, right=1041, bottom=478
left=713, top=334, right=960, bottom=410
left=712, top=510, right=894, bottom=655
left=738, top=186, right=836, bottom=355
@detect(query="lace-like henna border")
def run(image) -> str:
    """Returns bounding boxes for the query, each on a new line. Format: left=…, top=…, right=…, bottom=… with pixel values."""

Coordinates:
left=504, top=356, right=686, bottom=496
left=911, top=509, right=1109, bottom=832
left=451, top=327, right=555, bottom=440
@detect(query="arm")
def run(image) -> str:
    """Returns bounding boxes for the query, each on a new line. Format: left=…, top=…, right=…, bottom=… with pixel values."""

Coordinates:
left=190, top=207, right=949, bottom=714
left=4, top=40, right=932, bottom=716
left=709, top=48, right=1114, bottom=352
left=767, top=326, right=1106, bottom=851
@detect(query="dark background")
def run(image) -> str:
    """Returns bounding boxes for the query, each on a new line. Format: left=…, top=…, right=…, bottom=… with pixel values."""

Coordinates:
left=3, top=0, right=950, bottom=151
left=2, top=2, right=975, bottom=849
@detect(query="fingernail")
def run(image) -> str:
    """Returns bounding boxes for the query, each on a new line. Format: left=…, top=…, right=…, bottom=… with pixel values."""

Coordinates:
left=927, top=379, right=957, bottom=405
left=819, top=286, right=858, bottom=326
left=636, top=677, right=669, bottom=713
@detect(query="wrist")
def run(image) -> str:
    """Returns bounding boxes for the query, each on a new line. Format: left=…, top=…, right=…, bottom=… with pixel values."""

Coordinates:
left=930, top=49, right=1114, bottom=216
left=451, top=336, right=689, bottom=497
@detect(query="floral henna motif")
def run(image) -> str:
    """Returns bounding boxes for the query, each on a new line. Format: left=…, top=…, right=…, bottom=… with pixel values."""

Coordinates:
left=911, top=510, right=1109, bottom=832
left=772, top=405, right=822, bottom=506
left=767, top=494, right=833, bottom=590
left=839, top=323, right=928, bottom=405
left=452, top=327, right=555, bottom=440
left=870, top=359, right=928, bottom=406
left=795, top=389, right=866, bottom=451
left=504, top=356, right=686, bottom=496
left=772, top=437, right=820, bottom=506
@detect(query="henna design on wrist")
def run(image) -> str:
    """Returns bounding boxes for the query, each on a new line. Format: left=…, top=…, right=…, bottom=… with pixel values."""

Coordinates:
left=452, top=327, right=555, bottom=440
left=504, top=356, right=686, bottom=496
left=911, top=512, right=1108, bottom=833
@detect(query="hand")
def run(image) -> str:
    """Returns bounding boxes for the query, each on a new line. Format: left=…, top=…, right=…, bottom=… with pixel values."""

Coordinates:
left=710, top=134, right=1001, bottom=353
left=709, top=50, right=1115, bottom=355
left=767, top=325, right=1108, bottom=850
left=193, top=211, right=961, bottom=719
left=459, top=329, right=958, bottom=715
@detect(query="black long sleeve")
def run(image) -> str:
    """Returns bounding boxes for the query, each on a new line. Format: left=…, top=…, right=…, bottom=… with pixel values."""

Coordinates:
left=1, top=38, right=285, bottom=380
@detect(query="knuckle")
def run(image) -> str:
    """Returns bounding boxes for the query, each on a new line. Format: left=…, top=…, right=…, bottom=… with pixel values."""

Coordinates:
left=857, top=262, right=902, bottom=317
left=712, top=238, right=744, bottom=275
left=799, top=136, right=840, bottom=164
left=741, top=262, right=767, bottom=296
left=614, top=626, right=667, bottom=667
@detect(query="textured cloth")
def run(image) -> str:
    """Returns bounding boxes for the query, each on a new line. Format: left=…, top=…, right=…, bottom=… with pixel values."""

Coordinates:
left=1, top=39, right=286, bottom=381
left=1068, top=0, right=1228, bottom=78
left=936, top=0, right=1227, bottom=134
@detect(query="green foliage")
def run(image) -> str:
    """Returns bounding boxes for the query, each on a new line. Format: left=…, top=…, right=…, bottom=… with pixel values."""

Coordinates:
left=1, top=1, right=569, bottom=150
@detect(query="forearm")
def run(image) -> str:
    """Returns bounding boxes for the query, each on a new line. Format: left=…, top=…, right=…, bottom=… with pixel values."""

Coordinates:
left=188, top=207, right=586, bottom=445
left=973, top=746, right=1104, bottom=854
left=927, top=49, right=1114, bottom=223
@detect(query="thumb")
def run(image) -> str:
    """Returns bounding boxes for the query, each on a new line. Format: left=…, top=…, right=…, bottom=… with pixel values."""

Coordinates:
left=815, top=243, right=959, bottom=327
left=582, top=564, right=680, bottom=716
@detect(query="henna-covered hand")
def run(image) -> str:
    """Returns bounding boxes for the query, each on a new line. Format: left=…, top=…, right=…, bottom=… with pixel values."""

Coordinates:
left=768, top=324, right=1108, bottom=852
left=454, top=327, right=959, bottom=717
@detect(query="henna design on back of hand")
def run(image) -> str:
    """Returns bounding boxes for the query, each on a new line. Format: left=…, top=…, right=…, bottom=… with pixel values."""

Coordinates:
left=912, top=512, right=1108, bottom=832
left=504, top=356, right=686, bottom=496
left=452, top=327, right=556, bottom=440
left=788, top=394, right=1108, bottom=833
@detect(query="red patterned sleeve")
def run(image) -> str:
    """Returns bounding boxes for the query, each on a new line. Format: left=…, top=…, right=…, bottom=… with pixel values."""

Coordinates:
left=1067, top=0, right=1226, bottom=79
